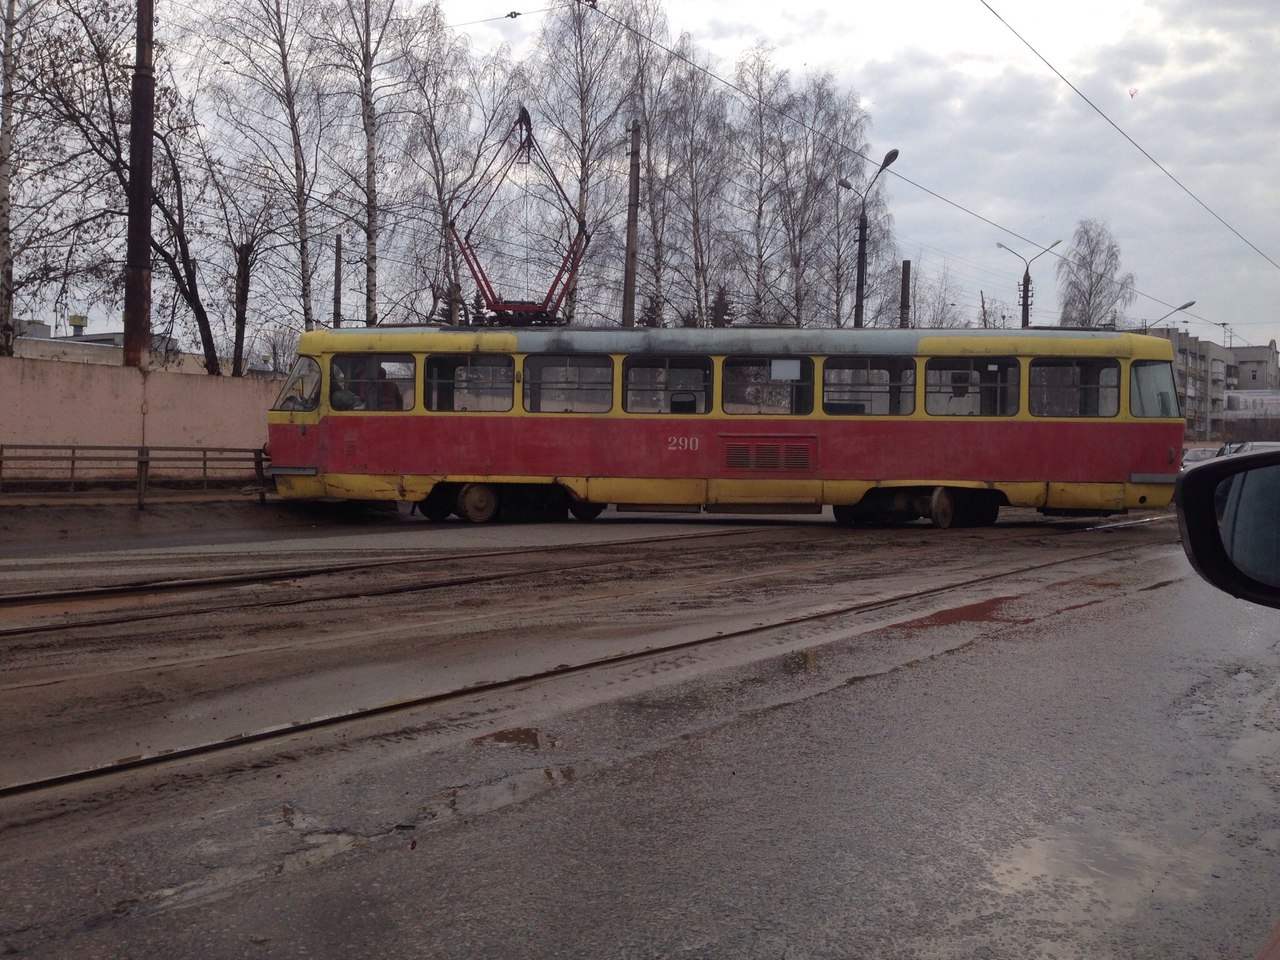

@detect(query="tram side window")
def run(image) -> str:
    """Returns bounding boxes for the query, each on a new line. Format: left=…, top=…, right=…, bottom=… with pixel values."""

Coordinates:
left=623, top=357, right=712, bottom=414
left=1029, top=358, right=1120, bottom=417
left=823, top=357, right=915, bottom=415
left=524, top=354, right=613, bottom=413
left=722, top=357, right=814, bottom=415
left=924, top=357, right=1019, bottom=416
left=1131, top=359, right=1180, bottom=418
left=425, top=354, right=513, bottom=412
left=329, top=354, right=414, bottom=411
left=272, top=356, right=321, bottom=411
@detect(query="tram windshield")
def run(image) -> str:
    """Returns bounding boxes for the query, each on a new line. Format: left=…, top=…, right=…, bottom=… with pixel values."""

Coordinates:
left=272, top=356, right=321, bottom=411
left=1130, top=360, right=1180, bottom=418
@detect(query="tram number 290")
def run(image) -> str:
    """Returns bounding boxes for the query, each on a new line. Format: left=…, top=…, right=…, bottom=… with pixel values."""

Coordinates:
left=667, top=435, right=700, bottom=452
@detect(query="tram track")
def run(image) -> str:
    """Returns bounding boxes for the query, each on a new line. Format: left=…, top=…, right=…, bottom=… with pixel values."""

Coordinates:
left=0, top=526, right=769, bottom=608
left=0, top=526, right=813, bottom=640
left=0, top=527, right=1182, bottom=801
left=0, top=514, right=1174, bottom=643
left=0, top=537, right=944, bottom=683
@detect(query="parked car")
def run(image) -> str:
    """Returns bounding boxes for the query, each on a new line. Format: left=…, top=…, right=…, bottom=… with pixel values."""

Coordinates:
left=1214, top=441, right=1280, bottom=458
left=1181, top=447, right=1216, bottom=469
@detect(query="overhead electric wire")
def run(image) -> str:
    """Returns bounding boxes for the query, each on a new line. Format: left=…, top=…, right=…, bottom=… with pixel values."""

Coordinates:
left=573, top=2, right=1194, bottom=326
left=448, top=5, right=567, bottom=29
left=979, top=0, right=1280, bottom=274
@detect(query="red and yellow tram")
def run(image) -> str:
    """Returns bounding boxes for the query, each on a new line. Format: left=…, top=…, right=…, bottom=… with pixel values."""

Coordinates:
left=266, top=326, right=1184, bottom=527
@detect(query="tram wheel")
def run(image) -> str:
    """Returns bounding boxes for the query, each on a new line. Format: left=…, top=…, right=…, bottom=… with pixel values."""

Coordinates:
left=455, top=483, right=500, bottom=523
left=929, top=487, right=956, bottom=529
left=832, top=504, right=857, bottom=527
left=568, top=501, right=605, bottom=521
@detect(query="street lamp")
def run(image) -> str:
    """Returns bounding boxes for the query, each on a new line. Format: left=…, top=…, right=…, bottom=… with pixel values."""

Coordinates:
left=1150, top=300, right=1196, bottom=328
left=996, top=239, right=1060, bottom=327
left=839, top=148, right=898, bottom=328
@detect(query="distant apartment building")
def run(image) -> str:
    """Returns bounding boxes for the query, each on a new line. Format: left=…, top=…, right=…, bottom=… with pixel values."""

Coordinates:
left=1144, top=328, right=1280, bottom=442
left=12, top=318, right=275, bottom=375
left=1233, top=343, right=1280, bottom=390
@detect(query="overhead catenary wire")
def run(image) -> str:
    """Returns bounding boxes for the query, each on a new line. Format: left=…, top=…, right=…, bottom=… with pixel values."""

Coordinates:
left=979, top=0, right=1280, bottom=275
left=566, top=0, right=1260, bottom=343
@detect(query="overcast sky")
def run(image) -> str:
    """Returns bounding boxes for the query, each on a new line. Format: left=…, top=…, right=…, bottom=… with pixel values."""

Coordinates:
left=448, top=0, right=1280, bottom=349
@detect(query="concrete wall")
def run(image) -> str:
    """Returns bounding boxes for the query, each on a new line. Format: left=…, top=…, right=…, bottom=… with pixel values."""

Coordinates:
left=1, top=356, right=280, bottom=477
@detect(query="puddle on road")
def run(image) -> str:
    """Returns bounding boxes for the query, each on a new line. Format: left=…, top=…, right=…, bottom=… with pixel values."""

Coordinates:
left=470, top=726, right=547, bottom=750
left=991, top=821, right=1202, bottom=920
left=890, top=595, right=1034, bottom=631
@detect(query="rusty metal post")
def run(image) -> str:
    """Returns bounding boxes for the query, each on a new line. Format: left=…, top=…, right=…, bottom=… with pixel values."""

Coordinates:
left=254, top=448, right=267, bottom=505
left=899, top=260, right=911, bottom=328
left=136, top=446, right=150, bottom=509
left=123, top=0, right=155, bottom=368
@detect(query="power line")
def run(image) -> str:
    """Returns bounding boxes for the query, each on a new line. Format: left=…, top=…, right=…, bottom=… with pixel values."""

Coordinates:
left=979, top=0, right=1280, bottom=273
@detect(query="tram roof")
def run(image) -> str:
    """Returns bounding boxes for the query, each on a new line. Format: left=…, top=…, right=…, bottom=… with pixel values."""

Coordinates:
left=298, top=325, right=1171, bottom=358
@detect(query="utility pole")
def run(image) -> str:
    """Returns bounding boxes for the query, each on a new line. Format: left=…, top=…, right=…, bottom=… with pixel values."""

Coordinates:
left=620, top=121, right=640, bottom=328
left=898, top=260, right=911, bottom=328
left=996, top=239, right=1060, bottom=328
left=122, top=0, right=155, bottom=368
left=333, top=234, right=342, bottom=328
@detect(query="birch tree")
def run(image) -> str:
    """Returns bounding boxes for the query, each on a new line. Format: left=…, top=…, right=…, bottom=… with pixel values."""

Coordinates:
left=1057, top=218, right=1136, bottom=328
left=730, top=44, right=788, bottom=324
left=529, top=0, right=633, bottom=323
left=316, top=0, right=408, bottom=327
left=399, top=3, right=516, bottom=324
left=622, top=0, right=676, bottom=327
left=666, top=37, right=732, bottom=327
left=203, top=0, right=332, bottom=334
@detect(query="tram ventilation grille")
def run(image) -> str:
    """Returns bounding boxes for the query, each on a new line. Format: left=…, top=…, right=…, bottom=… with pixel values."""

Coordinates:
left=724, top=442, right=813, bottom=471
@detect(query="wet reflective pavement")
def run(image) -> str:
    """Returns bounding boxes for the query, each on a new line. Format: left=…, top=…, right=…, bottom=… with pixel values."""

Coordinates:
left=2, top=511, right=1278, bottom=958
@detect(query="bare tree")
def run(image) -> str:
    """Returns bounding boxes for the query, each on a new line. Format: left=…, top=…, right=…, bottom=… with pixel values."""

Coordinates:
left=28, top=0, right=226, bottom=370
left=774, top=73, right=853, bottom=327
left=666, top=36, right=732, bottom=327
left=912, top=262, right=965, bottom=328
left=1057, top=218, right=1136, bottom=328
left=315, top=0, right=410, bottom=327
left=978, top=291, right=1015, bottom=328
left=729, top=45, right=789, bottom=324
left=0, top=0, right=43, bottom=353
left=622, top=0, right=676, bottom=328
left=398, top=3, right=516, bottom=324
left=202, top=0, right=334, bottom=334
left=0, top=0, right=131, bottom=352
left=529, top=0, right=633, bottom=324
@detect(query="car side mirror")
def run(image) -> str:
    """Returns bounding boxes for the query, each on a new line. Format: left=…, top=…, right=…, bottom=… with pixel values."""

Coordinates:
left=1176, top=450, right=1280, bottom=608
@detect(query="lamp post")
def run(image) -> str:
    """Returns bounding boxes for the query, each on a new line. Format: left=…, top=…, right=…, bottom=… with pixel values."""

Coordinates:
left=996, top=239, right=1060, bottom=327
left=839, top=148, right=898, bottom=328
left=1150, top=300, right=1196, bottom=328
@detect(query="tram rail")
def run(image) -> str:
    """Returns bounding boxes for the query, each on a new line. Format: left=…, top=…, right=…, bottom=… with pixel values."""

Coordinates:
left=0, top=527, right=1180, bottom=801
left=0, top=526, right=829, bottom=639
left=0, top=514, right=1171, bottom=642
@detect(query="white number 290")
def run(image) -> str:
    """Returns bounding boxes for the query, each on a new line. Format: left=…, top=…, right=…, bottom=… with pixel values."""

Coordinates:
left=667, top=435, right=700, bottom=452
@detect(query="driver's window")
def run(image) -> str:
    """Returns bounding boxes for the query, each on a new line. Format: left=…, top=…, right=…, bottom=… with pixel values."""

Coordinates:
left=272, top=356, right=321, bottom=411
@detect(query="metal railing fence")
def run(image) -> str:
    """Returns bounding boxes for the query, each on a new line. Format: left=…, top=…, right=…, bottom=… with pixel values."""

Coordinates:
left=0, top=444, right=269, bottom=508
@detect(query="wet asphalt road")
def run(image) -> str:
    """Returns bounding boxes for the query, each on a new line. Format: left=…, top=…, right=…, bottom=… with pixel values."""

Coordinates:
left=12, top=517, right=1276, bottom=960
